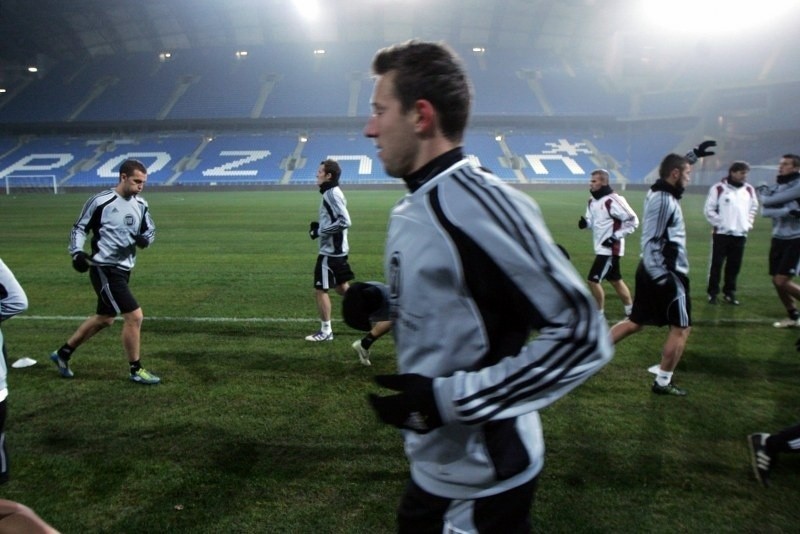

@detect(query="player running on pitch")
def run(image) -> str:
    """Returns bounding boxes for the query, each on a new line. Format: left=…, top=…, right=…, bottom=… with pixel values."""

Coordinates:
left=49, top=158, right=160, bottom=384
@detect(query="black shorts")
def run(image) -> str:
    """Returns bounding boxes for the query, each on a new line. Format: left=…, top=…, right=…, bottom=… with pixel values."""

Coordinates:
left=769, top=237, right=800, bottom=276
left=587, top=255, right=623, bottom=283
left=397, top=476, right=537, bottom=533
left=90, top=266, right=139, bottom=316
left=629, top=262, right=691, bottom=328
left=313, top=255, right=354, bottom=291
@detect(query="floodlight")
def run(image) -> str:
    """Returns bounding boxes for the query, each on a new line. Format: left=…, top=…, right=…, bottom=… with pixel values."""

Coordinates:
left=642, top=0, right=797, bottom=35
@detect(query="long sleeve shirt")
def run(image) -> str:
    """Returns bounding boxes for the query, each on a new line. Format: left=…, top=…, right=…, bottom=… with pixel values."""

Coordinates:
left=640, top=180, right=689, bottom=279
left=583, top=191, right=639, bottom=256
left=0, top=258, right=28, bottom=396
left=385, top=151, right=613, bottom=499
left=703, top=178, right=758, bottom=236
left=316, top=183, right=351, bottom=257
left=70, top=189, right=155, bottom=271
left=760, top=175, right=800, bottom=240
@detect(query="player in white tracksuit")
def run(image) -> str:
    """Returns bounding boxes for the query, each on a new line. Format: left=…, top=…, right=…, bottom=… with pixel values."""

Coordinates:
left=703, top=161, right=758, bottom=305
left=579, top=169, right=639, bottom=317
left=362, top=40, right=612, bottom=533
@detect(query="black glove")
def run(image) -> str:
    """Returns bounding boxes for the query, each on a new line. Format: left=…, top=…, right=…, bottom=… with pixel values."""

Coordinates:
left=71, top=251, right=90, bottom=273
left=601, top=235, right=619, bottom=248
left=653, top=274, right=669, bottom=287
left=795, top=338, right=800, bottom=352
left=134, top=235, right=149, bottom=248
left=756, top=184, right=771, bottom=195
left=368, top=374, right=443, bottom=434
left=309, top=221, right=320, bottom=240
left=578, top=216, right=588, bottom=229
left=789, top=209, right=800, bottom=218
left=693, top=140, right=716, bottom=158
left=342, top=282, right=385, bottom=331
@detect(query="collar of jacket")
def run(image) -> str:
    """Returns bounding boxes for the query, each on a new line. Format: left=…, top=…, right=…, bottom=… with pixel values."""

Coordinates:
left=318, top=181, right=337, bottom=194
left=403, top=147, right=464, bottom=193
left=591, top=184, right=613, bottom=200
left=651, top=178, right=683, bottom=199
left=777, top=171, right=800, bottom=185
left=725, top=177, right=745, bottom=189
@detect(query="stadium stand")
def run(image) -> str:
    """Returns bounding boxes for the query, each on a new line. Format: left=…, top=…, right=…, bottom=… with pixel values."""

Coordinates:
left=1, top=41, right=799, bottom=188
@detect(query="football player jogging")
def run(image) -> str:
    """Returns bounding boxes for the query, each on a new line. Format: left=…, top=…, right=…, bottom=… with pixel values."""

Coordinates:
left=49, top=159, right=160, bottom=385
left=356, top=40, right=613, bottom=533
left=305, top=159, right=354, bottom=342
left=610, top=142, right=715, bottom=396
left=703, top=161, right=758, bottom=305
left=578, top=168, right=639, bottom=318
left=0, top=259, right=28, bottom=484
left=758, top=154, right=800, bottom=328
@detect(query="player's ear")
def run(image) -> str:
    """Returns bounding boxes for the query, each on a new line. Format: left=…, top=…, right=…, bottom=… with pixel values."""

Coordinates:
left=413, top=99, right=436, bottom=135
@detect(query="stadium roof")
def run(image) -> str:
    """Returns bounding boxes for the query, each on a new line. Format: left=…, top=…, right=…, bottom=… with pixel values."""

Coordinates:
left=1, top=0, right=800, bottom=89
left=0, top=0, right=626, bottom=61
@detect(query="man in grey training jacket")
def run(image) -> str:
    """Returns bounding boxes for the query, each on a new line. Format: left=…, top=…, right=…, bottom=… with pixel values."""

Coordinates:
left=353, top=39, right=613, bottom=533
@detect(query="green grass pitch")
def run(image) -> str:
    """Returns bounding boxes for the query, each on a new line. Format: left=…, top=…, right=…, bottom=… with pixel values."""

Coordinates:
left=0, top=187, right=797, bottom=532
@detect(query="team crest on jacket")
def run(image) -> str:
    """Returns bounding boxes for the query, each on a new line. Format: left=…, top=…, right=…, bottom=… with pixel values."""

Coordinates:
left=124, top=214, right=135, bottom=226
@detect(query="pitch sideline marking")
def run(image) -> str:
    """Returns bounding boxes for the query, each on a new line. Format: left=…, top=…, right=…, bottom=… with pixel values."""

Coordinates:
left=13, top=315, right=779, bottom=326
left=16, top=315, right=317, bottom=323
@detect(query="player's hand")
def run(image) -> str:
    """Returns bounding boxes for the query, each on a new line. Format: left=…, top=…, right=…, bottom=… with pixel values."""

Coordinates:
left=342, top=282, right=385, bottom=331
left=368, top=374, right=443, bottom=434
left=134, top=235, right=149, bottom=248
left=693, top=140, right=716, bottom=158
left=578, top=216, right=588, bottom=229
left=309, top=221, right=320, bottom=240
left=71, top=251, right=90, bottom=273
left=653, top=274, right=669, bottom=286
left=601, top=236, right=619, bottom=248
left=756, top=184, right=772, bottom=195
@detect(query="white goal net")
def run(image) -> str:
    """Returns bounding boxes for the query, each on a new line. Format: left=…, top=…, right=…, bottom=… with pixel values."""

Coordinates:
left=4, top=175, right=59, bottom=194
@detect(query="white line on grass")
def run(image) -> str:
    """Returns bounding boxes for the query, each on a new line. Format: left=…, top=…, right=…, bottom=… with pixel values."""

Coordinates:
left=14, top=315, right=776, bottom=325
left=16, top=315, right=317, bottom=323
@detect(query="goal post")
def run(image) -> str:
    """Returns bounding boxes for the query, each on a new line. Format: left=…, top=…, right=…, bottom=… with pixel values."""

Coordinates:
left=4, top=175, right=59, bottom=195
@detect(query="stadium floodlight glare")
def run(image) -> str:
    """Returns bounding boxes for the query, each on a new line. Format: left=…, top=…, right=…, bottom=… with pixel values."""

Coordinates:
left=235, top=50, right=248, bottom=59
left=27, top=66, right=38, bottom=73
left=642, top=0, right=798, bottom=35
left=293, top=0, right=320, bottom=21
left=313, top=49, right=326, bottom=55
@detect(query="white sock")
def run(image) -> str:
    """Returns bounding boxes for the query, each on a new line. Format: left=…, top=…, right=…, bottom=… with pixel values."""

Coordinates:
left=656, top=370, right=673, bottom=386
left=624, top=304, right=633, bottom=316
left=321, top=321, right=332, bottom=334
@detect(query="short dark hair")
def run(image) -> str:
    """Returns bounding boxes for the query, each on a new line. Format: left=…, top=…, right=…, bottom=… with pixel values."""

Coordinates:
left=320, top=159, right=341, bottom=184
left=728, top=161, right=750, bottom=174
left=658, top=153, right=689, bottom=180
left=371, top=40, right=472, bottom=143
left=119, top=159, right=146, bottom=177
left=782, top=154, right=800, bottom=168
